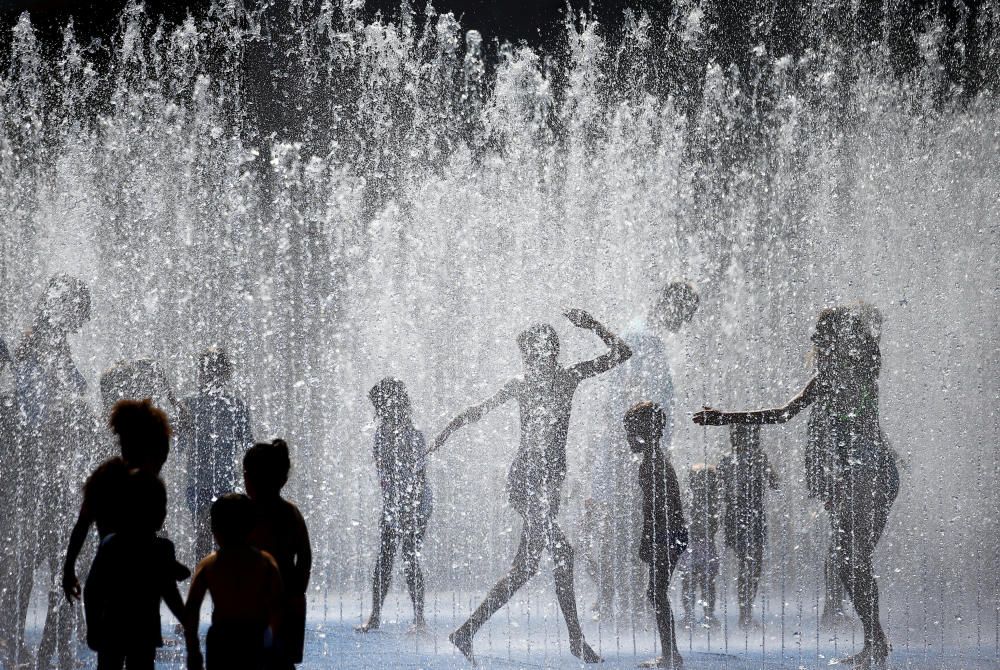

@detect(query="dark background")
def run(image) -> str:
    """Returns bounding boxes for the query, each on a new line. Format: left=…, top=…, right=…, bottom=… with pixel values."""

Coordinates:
left=0, top=0, right=989, bottom=94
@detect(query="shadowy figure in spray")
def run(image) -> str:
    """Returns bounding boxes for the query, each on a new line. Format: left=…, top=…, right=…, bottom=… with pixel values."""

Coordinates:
left=431, top=308, right=632, bottom=665
left=64, top=399, right=177, bottom=604
left=5, top=274, right=94, bottom=669
left=245, top=439, right=312, bottom=669
left=99, top=358, right=186, bottom=426
left=83, top=470, right=185, bottom=670
left=185, top=493, right=283, bottom=670
left=694, top=304, right=898, bottom=669
left=357, top=378, right=432, bottom=634
left=178, top=348, right=253, bottom=561
left=625, top=401, right=688, bottom=669
left=718, top=424, right=778, bottom=629
left=587, top=282, right=699, bottom=621
left=678, top=463, right=722, bottom=629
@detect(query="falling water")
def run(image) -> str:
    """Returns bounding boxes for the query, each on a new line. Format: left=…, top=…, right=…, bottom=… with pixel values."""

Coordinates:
left=0, top=1, right=997, bottom=668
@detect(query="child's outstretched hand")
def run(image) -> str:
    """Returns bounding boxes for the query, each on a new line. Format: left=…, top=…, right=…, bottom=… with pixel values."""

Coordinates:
left=693, top=406, right=725, bottom=425
left=564, top=308, right=598, bottom=330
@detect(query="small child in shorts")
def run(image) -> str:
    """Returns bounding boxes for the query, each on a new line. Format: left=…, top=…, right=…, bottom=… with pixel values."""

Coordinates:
left=185, top=493, right=283, bottom=670
left=625, top=401, right=687, bottom=669
left=679, top=463, right=722, bottom=629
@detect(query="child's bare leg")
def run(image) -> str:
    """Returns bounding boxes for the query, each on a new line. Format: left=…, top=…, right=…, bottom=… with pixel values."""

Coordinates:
left=451, top=516, right=546, bottom=663
left=401, top=527, right=426, bottom=627
left=680, top=570, right=695, bottom=623
left=644, top=555, right=682, bottom=668
left=358, top=519, right=397, bottom=632
left=704, top=573, right=718, bottom=621
left=549, top=521, right=601, bottom=662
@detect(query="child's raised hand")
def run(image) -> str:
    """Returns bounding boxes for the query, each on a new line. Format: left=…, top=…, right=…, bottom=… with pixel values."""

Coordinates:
left=564, top=308, right=598, bottom=330
left=693, top=406, right=725, bottom=426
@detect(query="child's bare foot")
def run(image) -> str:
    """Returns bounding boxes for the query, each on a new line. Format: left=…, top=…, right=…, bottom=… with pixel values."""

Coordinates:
left=570, top=638, right=603, bottom=663
left=638, top=653, right=684, bottom=668
left=450, top=627, right=475, bottom=665
left=838, top=638, right=889, bottom=669
left=406, top=620, right=430, bottom=636
left=355, top=616, right=381, bottom=633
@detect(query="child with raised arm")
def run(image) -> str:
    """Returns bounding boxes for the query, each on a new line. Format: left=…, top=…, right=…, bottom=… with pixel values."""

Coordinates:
left=431, top=308, right=632, bottom=665
left=679, top=463, right=721, bottom=629
left=357, top=378, right=432, bottom=634
left=625, top=401, right=688, bottom=669
left=694, top=304, right=898, bottom=669
left=718, top=424, right=778, bottom=629
left=244, top=440, right=312, bottom=669
left=185, top=493, right=283, bottom=670
left=83, top=471, right=185, bottom=670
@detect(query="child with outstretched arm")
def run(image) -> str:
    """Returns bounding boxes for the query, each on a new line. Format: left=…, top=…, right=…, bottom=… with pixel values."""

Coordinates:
left=357, top=378, right=432, bottom=634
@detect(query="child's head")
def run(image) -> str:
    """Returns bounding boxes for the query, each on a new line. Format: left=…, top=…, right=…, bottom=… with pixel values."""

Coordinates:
left=109, top=398, right=171, bottom=473
left=517, top=323, right=560, bottom=368
left=198, top=347, right=232, bottom=390
left=368, top=377, right=411, bottom=422
left=729, top=424, right=760, bottom=454
left=653, top=281, right=699, bottom=333
left=210, top=493, right=255, bottom=549
left=243, top=439, right=291, bottom=499
left=120, top=470, right=168, bottom=534
left=689, top=462, right=719, bottom=493
left=812, top=303, right=882, bottom=379
left=35, top=273, right=91, bottom=334
left=623, top=401, right=666, bottom=453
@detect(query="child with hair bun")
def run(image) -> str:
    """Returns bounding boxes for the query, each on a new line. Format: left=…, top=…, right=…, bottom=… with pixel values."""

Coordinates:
left=244, top=439, right=312, bottom=670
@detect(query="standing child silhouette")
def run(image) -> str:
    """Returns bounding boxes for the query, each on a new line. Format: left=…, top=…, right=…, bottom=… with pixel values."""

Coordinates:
left=625, top=401, right=688, bottom=669
left=694, top=304, right=898, bottom=669
left=244, top=440, right=312, bottom=669
left=357, top=378, right=432, bottom=634
left=83, top=471, right=185, bottom=670
left=185, top=493, right=283, bottom=670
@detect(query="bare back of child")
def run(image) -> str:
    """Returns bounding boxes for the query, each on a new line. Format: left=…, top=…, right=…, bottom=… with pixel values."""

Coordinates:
left=186, top=494, right=282, bottom=670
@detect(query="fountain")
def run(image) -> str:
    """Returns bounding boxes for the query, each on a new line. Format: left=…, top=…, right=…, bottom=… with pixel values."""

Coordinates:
left=0, top=1, right=997, bottom=668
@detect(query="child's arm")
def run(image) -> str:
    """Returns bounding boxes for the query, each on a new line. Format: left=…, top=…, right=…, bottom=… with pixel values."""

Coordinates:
left=294, top=507, right=313, bottom=594
left=62, top=503, right=94, bottom=601
left=428, top=381, right=516, bottom=454
left=184, top=561, right=210, bottom=670
left=565, top=309, right=633, bottom=380
left=160, top=542, right=187, bottom=623
left=693, top=377, right=818, bottom=426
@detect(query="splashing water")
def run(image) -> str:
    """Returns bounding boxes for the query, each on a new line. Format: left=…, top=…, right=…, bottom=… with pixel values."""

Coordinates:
left=0, top=2, right=997, bottom=668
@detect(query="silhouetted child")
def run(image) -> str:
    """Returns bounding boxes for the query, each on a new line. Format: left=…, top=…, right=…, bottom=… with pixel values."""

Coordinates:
left=679, top=463, right=721, bottom=629
left=83, top=471, right=185, bottom=670
left=718, top=424, right=777, bottom=629
left=63, top=399, right=176, bottom=602
left=625, top=401, right=687, bottom=669
left=179, top=348, right=254, bottom=561
left=12, top=274, right=92, bottom=669
left=432, top=309, right=631, bottom=664
left=185, top=493, right=283, bottom=670
left=695, top=304, right=897, bottom=669
left=245, top=440, right=312, bottom=669
left=357, top=378, right=432, bottom=633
